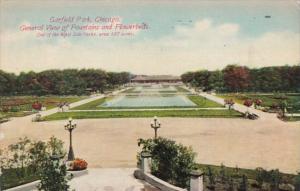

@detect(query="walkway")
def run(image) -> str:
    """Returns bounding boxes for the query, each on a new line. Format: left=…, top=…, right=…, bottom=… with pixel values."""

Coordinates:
left=69, top=168, right=158, bottom=191
left=196, top=91, right=280, bottom=121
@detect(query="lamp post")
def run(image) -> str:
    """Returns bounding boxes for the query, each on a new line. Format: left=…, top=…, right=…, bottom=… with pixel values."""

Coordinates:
left=151, top=116, right=161, bottom=139
left=65, top=117, right=76, bottom=161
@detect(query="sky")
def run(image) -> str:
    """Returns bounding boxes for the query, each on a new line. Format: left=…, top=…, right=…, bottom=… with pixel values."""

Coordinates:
left=1, top=0, right=300, bottom=75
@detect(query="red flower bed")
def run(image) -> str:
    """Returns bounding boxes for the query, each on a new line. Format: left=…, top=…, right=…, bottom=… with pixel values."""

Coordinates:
left=72, top=158, right=88, bottom=171
left=1, top=99, right=30, bottom=107
left=243, top=99, right=253, bottom=107
left=1, top=106, right=10, bottom=112
left=32, top=102, right=42, bottom=110
left=254, top=99, right=262, bottom=106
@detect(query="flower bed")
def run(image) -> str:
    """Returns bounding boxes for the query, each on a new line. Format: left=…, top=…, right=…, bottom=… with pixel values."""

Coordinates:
left=66, top=158, right=88, bottom=171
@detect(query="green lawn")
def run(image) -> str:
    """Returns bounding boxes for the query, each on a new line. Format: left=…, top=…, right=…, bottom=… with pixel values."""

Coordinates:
left=1, top=167, right=39, bottom=190
left=285, top=116, right=300, bottom=122
left=188, top=96, right=224, bottom=108
left=43, top=109, right=242, bottom=121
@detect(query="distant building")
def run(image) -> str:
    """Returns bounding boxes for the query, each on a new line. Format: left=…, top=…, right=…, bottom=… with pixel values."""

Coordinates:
left=131, top=75, right=182, bottom=84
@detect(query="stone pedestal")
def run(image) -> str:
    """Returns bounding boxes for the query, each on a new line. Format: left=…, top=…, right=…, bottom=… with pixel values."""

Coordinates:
left=141, top=151, right=152, bottom=173
left=190, top=170, right=204, bottom=191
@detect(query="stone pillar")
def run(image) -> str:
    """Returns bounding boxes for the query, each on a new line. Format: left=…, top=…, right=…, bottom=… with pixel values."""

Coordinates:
left=190, top=170, right=204, bottom=191
left=141, top=151, right=152, bottom=173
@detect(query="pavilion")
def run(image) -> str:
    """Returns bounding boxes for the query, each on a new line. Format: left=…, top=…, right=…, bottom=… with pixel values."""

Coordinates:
left=130, top=75, right=182, bottom=84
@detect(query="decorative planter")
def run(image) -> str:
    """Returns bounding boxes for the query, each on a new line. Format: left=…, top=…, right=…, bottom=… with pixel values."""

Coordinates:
left=67, top=169, right=88, bottom=178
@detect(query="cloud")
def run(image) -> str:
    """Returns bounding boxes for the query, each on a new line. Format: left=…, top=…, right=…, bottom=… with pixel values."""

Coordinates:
left=1, top=21, right=35, bottom=44
left=1, top=18, right=299, bottom=75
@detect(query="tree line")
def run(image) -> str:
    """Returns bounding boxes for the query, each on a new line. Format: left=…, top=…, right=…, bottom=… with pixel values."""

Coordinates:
left=181, top=65, right=300, bottom=93
left=0, top=69, right=131, bottom=96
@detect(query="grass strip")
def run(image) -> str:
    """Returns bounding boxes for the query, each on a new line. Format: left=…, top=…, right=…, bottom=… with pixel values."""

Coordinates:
left=188, top=96, right=224, bottom=108
left=44, top=109, right=242, bottom=121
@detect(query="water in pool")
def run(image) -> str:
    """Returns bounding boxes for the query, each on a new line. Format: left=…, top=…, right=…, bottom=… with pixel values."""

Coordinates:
left=101, top=95, right=196, bottom=107
left=101, top=85, right=194, bottom=107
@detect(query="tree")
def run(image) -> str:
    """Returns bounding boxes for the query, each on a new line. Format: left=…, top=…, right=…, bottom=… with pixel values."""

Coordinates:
left=208, top=70, right=224, bottom=92
left=0, top=70, right=16, bottom=96
left=79, top=69, right=107, bottom=93
left=61, top=69, right=86, bottom=95
left=36, top=70, right=64, bottom=95
left=16, top=71, right=43, bottom=95
left=181, top=72, right=195, bottom=85
left=107, top=72, right=131, bottom=88
left=193, top=70, right=211, bottom=91
left=223, top=65, right=250, bottom=92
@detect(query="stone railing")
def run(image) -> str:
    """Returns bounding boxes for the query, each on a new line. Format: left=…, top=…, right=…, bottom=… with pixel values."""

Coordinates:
left=134, top=152, right=204, bottom=191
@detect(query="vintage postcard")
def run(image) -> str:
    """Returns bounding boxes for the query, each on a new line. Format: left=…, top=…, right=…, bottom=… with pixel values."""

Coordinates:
left=0, top=0, right=300, bottom=191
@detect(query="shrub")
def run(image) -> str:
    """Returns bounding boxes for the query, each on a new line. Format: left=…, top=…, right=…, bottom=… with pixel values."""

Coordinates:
left=269, top=169, right=281, bottom=191
left=0, top=137, right=67, bottom=190
left=254, top=168, right=282, bottom=190
left=255, top=167, right=264, bottom=188
left=138, top=137, right=196, bottom=188
left=28, top=141, right=47, bottom=174
left=220, top=163, right=228, bottom=183
left=294, top=172, right=300, bottom=190
left=10, top=106, right=20, bottom=112
left=238, top=174, right=248, bottom=191
left=207, top=166, right=216, bottom=189
left=38, top=155, right=70, bottom=191
left=2, top=106, right=10, bottom=112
